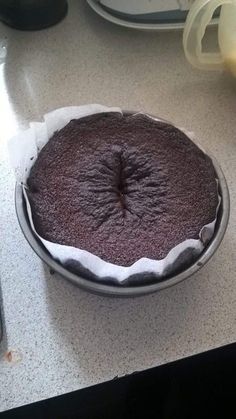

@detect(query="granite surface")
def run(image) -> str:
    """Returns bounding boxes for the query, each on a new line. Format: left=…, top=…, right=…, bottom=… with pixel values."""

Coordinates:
left=0, top=0, right=236, bottom=412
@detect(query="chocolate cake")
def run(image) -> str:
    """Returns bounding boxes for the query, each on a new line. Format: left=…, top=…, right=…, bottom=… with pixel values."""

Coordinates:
left=27, top=112, right=218, bottom=266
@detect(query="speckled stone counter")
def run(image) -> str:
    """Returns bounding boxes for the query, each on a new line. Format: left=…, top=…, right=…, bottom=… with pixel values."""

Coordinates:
left=0, top=0, right=236, bottom=413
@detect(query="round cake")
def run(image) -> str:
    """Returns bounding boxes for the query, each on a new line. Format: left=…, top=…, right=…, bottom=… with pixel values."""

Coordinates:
left=27, top=112, right=218, bottom=267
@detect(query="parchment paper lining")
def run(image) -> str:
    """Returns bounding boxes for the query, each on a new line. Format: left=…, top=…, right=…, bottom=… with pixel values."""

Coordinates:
left=9, top=105, right=220, bottom=285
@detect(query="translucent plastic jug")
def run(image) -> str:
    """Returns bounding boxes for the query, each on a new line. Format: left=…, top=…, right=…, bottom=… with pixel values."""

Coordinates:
left=183, top=0, right=236, bottom=75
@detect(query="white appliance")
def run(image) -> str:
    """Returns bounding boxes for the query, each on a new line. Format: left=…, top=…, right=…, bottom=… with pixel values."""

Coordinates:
left=99, top=0, right=193, bottom=15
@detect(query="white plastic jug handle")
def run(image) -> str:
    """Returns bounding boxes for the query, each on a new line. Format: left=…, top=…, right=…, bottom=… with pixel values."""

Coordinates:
left=183, top=0, right=232, bottom=70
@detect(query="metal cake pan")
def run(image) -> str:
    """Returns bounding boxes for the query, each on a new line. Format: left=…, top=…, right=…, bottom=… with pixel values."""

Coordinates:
left=15, top=114, right=230, bottom=297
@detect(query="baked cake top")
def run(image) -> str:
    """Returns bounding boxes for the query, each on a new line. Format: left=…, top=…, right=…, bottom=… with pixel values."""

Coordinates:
left=27, top=112, right=218, bottom=266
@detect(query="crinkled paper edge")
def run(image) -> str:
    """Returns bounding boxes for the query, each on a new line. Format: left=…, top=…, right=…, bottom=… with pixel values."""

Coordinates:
left=9, top=104, right=220, bottom=285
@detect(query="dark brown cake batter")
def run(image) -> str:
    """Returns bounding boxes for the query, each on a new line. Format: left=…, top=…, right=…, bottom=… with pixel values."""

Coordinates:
left=27, top=112, right=218, bottom=266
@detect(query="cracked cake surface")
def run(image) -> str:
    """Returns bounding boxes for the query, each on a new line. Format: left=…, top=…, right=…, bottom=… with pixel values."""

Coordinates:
left=27, top=112, right=218, bottom=266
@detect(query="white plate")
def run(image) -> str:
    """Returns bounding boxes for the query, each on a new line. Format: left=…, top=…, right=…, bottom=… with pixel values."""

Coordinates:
left=86, top=0, right=218, bottom=31
left=86, top=0, right=187, bottom=30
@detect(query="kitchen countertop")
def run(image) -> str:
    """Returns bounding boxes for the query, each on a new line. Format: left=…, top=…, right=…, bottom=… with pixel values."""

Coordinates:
left=0, top=0, right=235, bottom=412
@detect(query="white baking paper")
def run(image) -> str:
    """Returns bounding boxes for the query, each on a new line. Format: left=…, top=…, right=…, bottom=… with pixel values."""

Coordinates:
left=9, top=104, right=220, bottom=285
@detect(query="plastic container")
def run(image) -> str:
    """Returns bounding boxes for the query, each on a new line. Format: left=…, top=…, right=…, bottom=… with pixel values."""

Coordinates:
left=183, top=0, right=236, bottom=76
